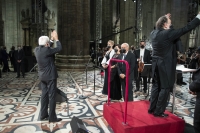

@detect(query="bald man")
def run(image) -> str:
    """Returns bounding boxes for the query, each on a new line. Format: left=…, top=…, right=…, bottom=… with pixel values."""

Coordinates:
left=117, top=43, right=136, bottom=101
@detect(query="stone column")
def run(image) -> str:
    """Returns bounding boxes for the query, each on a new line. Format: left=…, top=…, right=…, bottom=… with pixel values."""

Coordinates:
left=0, top=0, right=4, bottom=46
left=56, top=0, right=90, bottom=71
left=120, top=0, right=135, bottom=46
left=57, top=0, right=90, bottom=56
left=20, top=11, right=30, bottom=46
left=102, top=0, right=112, bottom=46
left=95, top=0, right=102, bottom=51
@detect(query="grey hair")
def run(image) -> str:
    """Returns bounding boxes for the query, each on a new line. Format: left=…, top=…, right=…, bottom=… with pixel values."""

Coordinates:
left=38, top=36, right=49, bottom=45
left=122, top=43, right=129, bottom=48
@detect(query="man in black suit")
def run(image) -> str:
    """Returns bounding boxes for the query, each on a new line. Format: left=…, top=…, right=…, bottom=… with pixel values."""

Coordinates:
left=118, top=43, right=136, bottom=101
left=148, top=13, right=200, bottom=117
left=135, top=41, right=151, bottom=93
left=34, top=30, right=62, bottom=122
left=14, top=45, right=25, bottom=78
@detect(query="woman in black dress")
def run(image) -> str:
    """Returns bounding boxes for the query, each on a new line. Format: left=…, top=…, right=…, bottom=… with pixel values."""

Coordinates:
left=101, top=40, right=115, bottom=95
left=110, top=44, right=122, bottom=100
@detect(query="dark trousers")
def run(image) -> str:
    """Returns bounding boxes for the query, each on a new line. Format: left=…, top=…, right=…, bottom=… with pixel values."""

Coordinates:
left=120, top=77, right=133, bottom=101
left=2, top=59, right=9, bottom=72
left=194, top=101, right=200, bottom=133
left=136, top=75, right=147, bottom=90
left=149, top=70, right=170, bottom=114
left=17, top=62, right=24, bottom=76
left=40, top=79, right=58, bottom=121
left=11, top=59, right=17, bottom=72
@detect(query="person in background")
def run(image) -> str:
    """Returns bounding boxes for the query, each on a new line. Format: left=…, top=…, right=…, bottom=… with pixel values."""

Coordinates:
left=1, top=46, right=10, bottom=72
left=9, top=46, right=17, bottom=72
left=189, top=48, right=200, bottom=133
left=101, top=40, right=115, bottom=95
left=135, top=41, right=151, bottom=93
left=117, top=43, right=136, bottom=101
left=110, top=44, right=122, bottom=100
left=14, top=45, right=25, bottom=78
left=130, top=45, right=135, bottom=54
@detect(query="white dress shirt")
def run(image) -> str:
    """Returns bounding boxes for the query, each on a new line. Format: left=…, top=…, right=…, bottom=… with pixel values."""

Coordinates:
left=140, top=48, right=145, bottom=62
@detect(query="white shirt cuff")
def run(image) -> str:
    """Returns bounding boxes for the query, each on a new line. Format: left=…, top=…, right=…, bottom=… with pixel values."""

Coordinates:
left=196, top=14, right=200, bottom=20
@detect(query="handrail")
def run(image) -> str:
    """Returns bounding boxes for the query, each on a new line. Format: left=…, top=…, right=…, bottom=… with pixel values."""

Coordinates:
left=107, top=58, right=130, bottom=124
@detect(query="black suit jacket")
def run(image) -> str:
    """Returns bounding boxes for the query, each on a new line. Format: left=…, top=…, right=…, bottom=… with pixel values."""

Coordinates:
left=14, top=49, right=25, bottom=61
left=189, top=68, right=200, bottom=93
left=135, top=49, right=151, bottom=64
left=117, top=51, right=136, bottom=80
left=150, top=17, right=200, bottom=88
left=34, top=41, right=62, bottom=80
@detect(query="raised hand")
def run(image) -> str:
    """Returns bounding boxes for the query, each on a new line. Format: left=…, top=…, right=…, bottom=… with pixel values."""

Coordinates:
left=51, top=30, right=58, bottom=41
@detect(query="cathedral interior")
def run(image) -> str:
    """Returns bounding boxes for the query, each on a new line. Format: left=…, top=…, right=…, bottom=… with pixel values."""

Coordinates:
left=0, top=0, right=199, bottom=133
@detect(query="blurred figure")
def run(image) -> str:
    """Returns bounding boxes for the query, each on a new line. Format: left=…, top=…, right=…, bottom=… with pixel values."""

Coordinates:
left=189, top=49, right=200, bottom=69
left=90, top=47, right=95, bottom=64
left=9, top=46, right=17, bottom=72
left=14, top=45, right=25, bottom=78
left=1, top=46, right=10, bottom=72
left=130, top=45, right=135, bottom=54
left=189, top=48, right=200, bottom=133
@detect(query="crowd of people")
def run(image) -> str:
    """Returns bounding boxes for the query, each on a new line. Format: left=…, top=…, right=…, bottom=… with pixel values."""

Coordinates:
left=0, top=45, right=25, bottom=78
left=98, top=13, right=200, bottom=133
left=1, top=11, right=200, bottom=133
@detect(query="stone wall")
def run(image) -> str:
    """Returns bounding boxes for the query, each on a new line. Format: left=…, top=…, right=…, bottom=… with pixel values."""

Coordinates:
left=2, top=0, right=31, bottom=52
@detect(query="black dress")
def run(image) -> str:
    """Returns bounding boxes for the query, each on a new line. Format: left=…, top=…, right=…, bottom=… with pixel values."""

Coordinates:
left=110, top=54, right=122, bottom=100
left=102, top=51, right=111, bottom=95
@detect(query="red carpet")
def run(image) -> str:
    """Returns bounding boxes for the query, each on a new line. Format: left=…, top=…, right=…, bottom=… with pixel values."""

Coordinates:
left=103, top=101, right=185, bottom=133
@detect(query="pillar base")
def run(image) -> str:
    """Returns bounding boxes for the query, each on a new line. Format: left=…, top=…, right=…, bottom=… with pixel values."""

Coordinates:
left=56, top=55, right=91, bottom=71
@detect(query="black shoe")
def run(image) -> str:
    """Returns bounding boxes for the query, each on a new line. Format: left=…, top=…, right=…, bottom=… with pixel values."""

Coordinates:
left=143, top=90, right=147, bottom=93
left=181, top=82, right=187, bottom=85
left=154, top=113, right=168, bottom=117
left=49, top=118, right=62, bottom=122
left=16, top=76, right=20, bottom=78
left=23, top=75, right=25, bottom=78
left=40, top=115, right=49, bottom=121
left=148, top=110, right=154, bottom=114
left=134, top=88, right=139, bottom=92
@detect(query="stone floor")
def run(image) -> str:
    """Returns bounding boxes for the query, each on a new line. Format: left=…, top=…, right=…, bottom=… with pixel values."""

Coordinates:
left=0, top=68, right=196, bottom=133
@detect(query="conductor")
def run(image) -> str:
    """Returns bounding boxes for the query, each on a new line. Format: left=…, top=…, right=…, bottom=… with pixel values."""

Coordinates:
left=34, top=30, right=62, bottom=122
left=148, top=12, right=200, bottom=117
